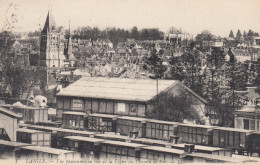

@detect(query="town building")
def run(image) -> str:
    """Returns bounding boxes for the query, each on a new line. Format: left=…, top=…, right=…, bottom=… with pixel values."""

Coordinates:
left=39, top=11, right=66, bottom=68
left=55, top=77, right=208, bottom=123
left=234, top=87, right=260, bottom=131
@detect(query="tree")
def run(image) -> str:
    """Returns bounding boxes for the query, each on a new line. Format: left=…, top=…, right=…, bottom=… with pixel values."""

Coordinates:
left=168, top=27, right=182, bottom=34
left=146, top=92, right=202, bottom=123
left=131, top=26, right=139, bottom=39
left=168, top=50, right=204, bottom=96
left=236, top=30, right=242, bottom=41
left=0, top=31, right=15, bottom=56
left=144, top=48, right=166, bottom=78
left=229, top=30, right=234, bottom=38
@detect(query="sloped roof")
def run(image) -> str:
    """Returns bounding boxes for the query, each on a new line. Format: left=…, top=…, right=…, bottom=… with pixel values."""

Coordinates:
left=0, top=106, right=22, bottom=118
left=42, top=11, right=56, bottom=33
left=68, top=53, right=77, bottom=61
left=56, top=77, right=207, bottom=103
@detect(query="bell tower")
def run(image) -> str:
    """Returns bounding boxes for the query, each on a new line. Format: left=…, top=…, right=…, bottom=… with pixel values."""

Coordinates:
left=39, top=10, right=65, bottom=68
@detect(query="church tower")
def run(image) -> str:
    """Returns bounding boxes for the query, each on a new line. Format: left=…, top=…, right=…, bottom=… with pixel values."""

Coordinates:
left=39, top=10, right=66, bottom=68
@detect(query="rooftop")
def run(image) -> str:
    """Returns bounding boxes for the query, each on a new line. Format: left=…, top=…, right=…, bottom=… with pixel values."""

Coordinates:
left=21, top=145, right=75, bottom=155
left=57, top=77, right=206, bottom=103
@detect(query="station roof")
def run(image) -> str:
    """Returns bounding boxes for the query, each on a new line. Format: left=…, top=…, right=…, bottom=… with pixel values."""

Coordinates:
left=56, top=77, right=207, bottom=103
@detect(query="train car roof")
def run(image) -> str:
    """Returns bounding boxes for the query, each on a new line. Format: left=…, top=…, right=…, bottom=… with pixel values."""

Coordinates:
left=87, top=113, right=119, bottom=118
left=63, top=136, right=105, bottom=143
left=27, top=125, right=61, bottom=131
left=117, top=116, right=147, bottom=122
left=57, top=128, right=96, bottom=135
left=62, top=111, right=86, bottom=116
left=95, top=133, right=130, bottom=140
left=0, top=140, right=31, bottom=147
left=146, top=119, right=179, bottom=125
left=17, top=128, right=48, bottom=134
left=21, top=145, right=76, bottom=155
left=18, top=123, right=31, bottom=127
left=141, top=146, right=184, bottom=155
left=178, top=123, right=217, bottom=129
left=172, top=143, right=229, bottom=151
left=101, top=140, right=147, bottom=148
left=186, top=153, right=253, bottom=163
left=213, top=127, right=254, bottom=133
left=0, top=106, right=22, bottom=118
left=130, top=138, right=171, bottom=146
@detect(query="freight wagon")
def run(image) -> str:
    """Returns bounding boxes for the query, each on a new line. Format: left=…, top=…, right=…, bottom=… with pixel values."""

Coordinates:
left=56, top=128, right=96, bottom=148
left=250, top=132, right=260, bottom=156
left=145, top=119, right=179, bottom=141
left=14, top=107, right=48, bottom=124
left=99, top=140, right=147, bottom=161
left=140, top=146, right=185, bottom=163
left=86, top=113, right=118, bottom=132
left=16, top=128, right=51, bottom=147
left=0, top=140, right=31, bottom=160
left=116, top=116, right=146, bottom=137
left=171, top=143, right=232, bottom=157
left=62, top=111, right=86, bottom=130
left=15, top=145, right=81, bottom=161
left=63, top=136, right=105, bottom=159
left=25, top=125, right=61, bottom=148
left=177, top=124, right=216, bottom=146
left=212, top=127, right=253, bottom=155
left=94, top=133, right=130, bottom=142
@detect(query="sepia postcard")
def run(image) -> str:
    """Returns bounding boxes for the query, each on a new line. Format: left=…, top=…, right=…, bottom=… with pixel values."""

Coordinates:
left=0, top=0, right=260, bottom=164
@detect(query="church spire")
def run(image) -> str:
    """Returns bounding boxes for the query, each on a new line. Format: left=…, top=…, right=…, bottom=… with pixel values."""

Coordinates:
left=42, top=10, right=56, bottom=33
left=67, top=20, right=72, bottom=55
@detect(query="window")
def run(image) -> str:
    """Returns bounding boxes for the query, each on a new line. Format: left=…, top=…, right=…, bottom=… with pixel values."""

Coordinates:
left=244, top=119, right=249, bottom=130
left=72, top=99, right=83, bottom=110
left=129, top=104, right=137, bottom=113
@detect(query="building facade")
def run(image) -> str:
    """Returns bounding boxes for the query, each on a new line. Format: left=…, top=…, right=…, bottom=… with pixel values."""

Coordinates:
left=56, top=77, right=208, bottom=123
left=39, top=11, right=66, bottom=68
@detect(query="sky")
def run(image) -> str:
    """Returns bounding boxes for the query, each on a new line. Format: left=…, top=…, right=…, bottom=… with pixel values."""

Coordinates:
left=0, top=0, right=259, bottom=37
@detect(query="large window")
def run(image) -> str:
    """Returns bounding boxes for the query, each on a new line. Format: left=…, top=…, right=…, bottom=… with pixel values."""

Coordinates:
left=243, top=119, right=249, bottom=130
left=72, top=99, right=83, bottom=111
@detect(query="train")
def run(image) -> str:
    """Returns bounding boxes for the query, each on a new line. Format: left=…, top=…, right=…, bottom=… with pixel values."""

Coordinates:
left=18, top=114, right=260, bottom=157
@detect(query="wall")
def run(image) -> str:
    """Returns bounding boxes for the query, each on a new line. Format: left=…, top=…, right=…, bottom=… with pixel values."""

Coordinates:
left=0, top=113, right=17, bottom=141
left=234, top=114, right=260, bottom=131
left=56, top=96, right=146, bottom=119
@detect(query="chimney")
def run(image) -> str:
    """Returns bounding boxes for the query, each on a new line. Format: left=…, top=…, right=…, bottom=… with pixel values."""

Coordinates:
left=184, top=144, right=195, bottom=154
left=70, top=70, right=74, bottom=82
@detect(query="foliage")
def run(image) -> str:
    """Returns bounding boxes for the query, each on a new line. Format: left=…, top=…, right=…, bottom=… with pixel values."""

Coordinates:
left=147, top=92, right=202, bottom=123
left=0, top=31, right=15, bottom=56
left=236, top=29, right=242, bottom=41
left=229, top=30, right=234, bottom=38
left=144, top=49, right=167, bottom=78
left=71, top=26, right=164, bottom=47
